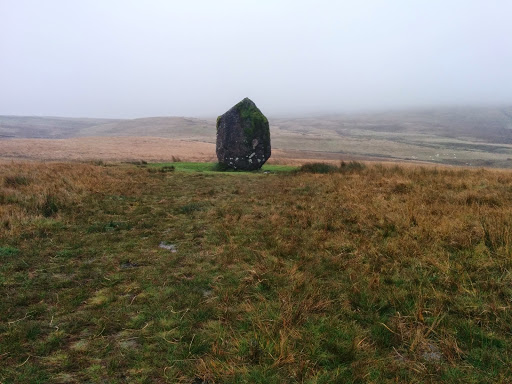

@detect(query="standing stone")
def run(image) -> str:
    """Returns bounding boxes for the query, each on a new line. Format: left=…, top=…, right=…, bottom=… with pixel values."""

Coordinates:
left=216, top=98, right=271, bottom=170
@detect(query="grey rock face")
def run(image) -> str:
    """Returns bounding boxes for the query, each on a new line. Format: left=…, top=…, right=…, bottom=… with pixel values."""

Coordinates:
left=216, top=98, right=271, bottom=170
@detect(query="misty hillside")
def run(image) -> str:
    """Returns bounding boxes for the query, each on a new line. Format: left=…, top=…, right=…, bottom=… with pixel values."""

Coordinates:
left=2, top=106, right=512, bottom=143
left=2, top=106, right=512, bottom=168
left=77, top=116, right=216, bottom=141
left=0, top=116, right=120, bottom=139
left=275, top=106, right=512, bottom=143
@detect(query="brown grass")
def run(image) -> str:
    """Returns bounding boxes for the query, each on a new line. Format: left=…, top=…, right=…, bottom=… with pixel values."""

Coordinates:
left=0, top=137, right=392, bottom=166
left=1, top=161, right=512, bottom=382
left=0, top=137, right=217, bottom=162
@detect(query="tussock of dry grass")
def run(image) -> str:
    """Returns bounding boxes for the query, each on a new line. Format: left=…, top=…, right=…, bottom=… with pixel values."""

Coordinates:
left=0, top=163, right=149, bottom=236
left=1, top=161, right=512, bottom=383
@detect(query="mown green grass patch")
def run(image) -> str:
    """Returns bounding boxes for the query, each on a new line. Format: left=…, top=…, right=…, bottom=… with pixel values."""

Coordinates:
left=149, top=161, right=297, bottom=174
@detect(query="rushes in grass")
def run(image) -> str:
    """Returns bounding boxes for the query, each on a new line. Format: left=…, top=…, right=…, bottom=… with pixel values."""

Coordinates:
left=480, top=213, right=512, bottom=252
left=339, top=160, right=366, bottom=173
left=41, top=193, right=59, bottom=217
left=4, top=175, right=30, bottom=188
left=299, top=161, right=367, bottom=174
left=299, top=162, right=339, bottom=174
left=178, top=202, right=205, bottom=214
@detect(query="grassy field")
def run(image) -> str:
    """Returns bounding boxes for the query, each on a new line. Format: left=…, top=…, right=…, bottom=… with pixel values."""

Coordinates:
left=1, top=161, right=512, bottom=383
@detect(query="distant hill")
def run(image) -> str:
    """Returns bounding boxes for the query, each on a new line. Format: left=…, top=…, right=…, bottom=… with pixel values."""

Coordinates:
left=273, top=106, right=512, bottom=143
left=76, top=117, right=216, bottom=142
left=2, top=106, right=512, bottom=167
left=0, top=116, right=120, bottom=139
left=2, top=106, right=512, bottom=143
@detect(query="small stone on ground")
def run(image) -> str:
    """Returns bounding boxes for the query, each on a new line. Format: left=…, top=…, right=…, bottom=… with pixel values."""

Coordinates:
left=159, top=242, right=177, bottom=252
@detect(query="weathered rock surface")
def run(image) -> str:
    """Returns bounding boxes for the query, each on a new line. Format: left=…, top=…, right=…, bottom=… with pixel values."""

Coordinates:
left=216, top=98, right=271, bottom=170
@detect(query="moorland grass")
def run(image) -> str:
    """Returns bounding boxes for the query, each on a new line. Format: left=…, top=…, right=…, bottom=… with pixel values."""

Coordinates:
left=1, top=161, right=512, bottom=383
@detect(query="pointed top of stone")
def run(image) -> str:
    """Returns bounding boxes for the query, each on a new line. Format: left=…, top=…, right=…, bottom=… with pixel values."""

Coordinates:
left=235, top=97, right=256, bottom=108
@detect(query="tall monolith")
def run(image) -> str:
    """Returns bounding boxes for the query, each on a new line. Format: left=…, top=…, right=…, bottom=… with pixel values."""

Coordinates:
left=216, top=98, right=271, bottom=170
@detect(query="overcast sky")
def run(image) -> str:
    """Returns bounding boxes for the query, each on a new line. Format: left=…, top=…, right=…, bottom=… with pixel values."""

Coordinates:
left=1, top=0, right=511, bottom=118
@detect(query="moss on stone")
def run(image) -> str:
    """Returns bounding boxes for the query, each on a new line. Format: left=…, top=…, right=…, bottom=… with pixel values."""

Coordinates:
left=235, top=98, right=269, bottom=147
